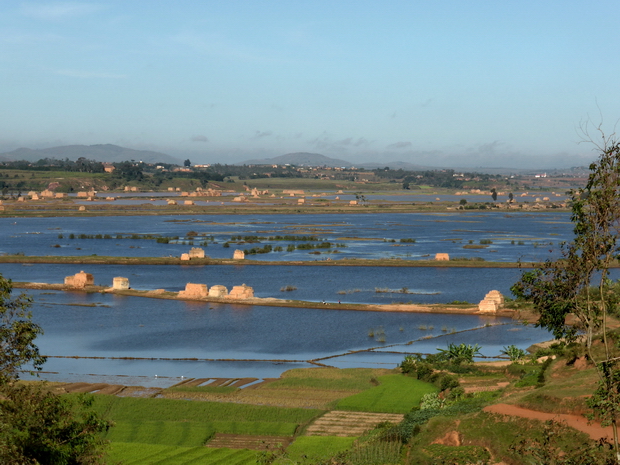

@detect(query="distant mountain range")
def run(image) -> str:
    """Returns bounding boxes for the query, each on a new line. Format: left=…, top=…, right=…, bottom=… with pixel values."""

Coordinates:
left=241, top=152, right=440, bottom=170
left=0, top=144, right=182, bottom=165
left=240, top=152, right=354, bottom=168
left=0, top=145, right=582, bottom=175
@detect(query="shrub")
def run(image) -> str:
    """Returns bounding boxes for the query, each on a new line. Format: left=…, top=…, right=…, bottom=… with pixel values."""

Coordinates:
left=501, top=345, right=527, bottom=361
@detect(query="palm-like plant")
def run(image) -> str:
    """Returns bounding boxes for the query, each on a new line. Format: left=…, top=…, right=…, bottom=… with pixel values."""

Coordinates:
left=437, top=343, right=481, bottom=364
left=501, top=344, right=527, bottom=361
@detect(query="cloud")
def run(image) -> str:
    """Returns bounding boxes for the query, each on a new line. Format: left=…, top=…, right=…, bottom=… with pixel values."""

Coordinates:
left=21, top=2, right=104, bottom=20
left=53, top=69, right=127, bottom=79
left=191, top=135, right=209, bottom=143
left=387, top=141, right=412, bottom=149
left=252, top=131, right=272, bottom=139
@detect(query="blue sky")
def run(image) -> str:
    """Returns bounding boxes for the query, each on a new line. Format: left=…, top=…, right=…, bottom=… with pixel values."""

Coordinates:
left=1, top=1, right=619, bottom=168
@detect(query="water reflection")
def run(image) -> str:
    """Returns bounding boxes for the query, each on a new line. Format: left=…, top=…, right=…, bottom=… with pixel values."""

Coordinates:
left=0, top=211, right=574, bottom=262
left=25, top=289, right=551, bottom=386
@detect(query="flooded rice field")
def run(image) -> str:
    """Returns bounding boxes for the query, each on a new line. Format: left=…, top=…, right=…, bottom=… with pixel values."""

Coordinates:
left=1, top=211, right=575, bottom=386
left=1, top=211, right=572, bottom=262
left=24, top=289, right=550, bottom=387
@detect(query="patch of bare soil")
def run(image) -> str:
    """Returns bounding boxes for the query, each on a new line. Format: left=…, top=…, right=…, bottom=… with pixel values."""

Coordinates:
left=305, top=411, right=404, bottom=437
left=460, top=381, right=510, bottom=394
left=483, top=404, right=613, bottom=441
left=206, top=434, right=292, bottom=450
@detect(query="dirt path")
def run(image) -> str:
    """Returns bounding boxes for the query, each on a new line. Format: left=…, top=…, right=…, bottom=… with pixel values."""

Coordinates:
left=484, top=404, right=613, bottom=441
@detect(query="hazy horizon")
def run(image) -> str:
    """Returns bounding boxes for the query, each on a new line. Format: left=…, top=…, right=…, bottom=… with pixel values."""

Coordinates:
left=2, top=1, right=619, bottom=169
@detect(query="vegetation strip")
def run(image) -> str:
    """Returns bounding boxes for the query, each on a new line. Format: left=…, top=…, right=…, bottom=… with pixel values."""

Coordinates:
left=0, top=254, right=536, bottom=268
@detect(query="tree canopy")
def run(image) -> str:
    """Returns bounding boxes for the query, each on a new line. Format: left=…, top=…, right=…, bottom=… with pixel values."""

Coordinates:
left=511, top=135, right=620, bottom=463
left=0, top=274, right=112, bottom=464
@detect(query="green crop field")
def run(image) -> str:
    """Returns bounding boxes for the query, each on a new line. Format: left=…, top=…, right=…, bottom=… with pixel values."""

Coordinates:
left=107, top=442, right=257, bottom=465
left=90, top=394, right=324, bottom=463
left=268, top=367, right=384, bottom=391
left=92, top=395, right=322, bottom=424
left=286, top=436, right=356, bottom=463
left=104, top=420, right=298, bottom=446
left=334, top=374, right=437, bottom=413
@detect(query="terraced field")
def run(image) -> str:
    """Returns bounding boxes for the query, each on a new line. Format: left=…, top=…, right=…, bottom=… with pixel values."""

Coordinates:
left=108, top=442, right=257, bottom=464
left=305, top=411, right=405, bottom=437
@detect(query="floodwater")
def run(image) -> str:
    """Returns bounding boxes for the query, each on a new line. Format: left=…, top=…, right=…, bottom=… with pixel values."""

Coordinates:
left=0, top=211, right=573, bottom=262
left=3, top=263, right=522, bottom=305
left=25, top=289, right=550, bottom=387
left=0, top=210, right=572, bottom=386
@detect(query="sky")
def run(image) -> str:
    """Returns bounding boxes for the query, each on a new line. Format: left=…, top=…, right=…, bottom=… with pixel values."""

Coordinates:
left=1, top=1, right=620, bottom=169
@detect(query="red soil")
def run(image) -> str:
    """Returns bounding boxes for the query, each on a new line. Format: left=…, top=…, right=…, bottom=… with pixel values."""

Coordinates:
left=484, top=403, right=614, bottom=441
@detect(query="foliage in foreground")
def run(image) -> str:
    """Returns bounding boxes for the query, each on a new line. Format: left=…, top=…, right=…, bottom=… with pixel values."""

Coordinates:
left=0, top=384, right=111, bottom=465
left=0, top=273, right=112, bottom=464
left=511, top=134, right=620, bottom=462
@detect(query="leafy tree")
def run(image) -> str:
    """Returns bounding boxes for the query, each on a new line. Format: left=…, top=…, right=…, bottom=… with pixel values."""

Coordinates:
left=0, top=276, right=45, bottom=385
left=184, top=159, right=191, bottom=167
left=491, top=188, right=497, bottom=201
left=511, top=134, right=620, bottom=462
left=0, top=385, right=111, bottom=464
left=112, top=161, right=144, bottom=182
left=0, top=274, right=112, bottom=464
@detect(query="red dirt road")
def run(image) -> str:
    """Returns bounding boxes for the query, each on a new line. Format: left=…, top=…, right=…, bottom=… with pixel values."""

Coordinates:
left=484, top=404, right=614, bottom=441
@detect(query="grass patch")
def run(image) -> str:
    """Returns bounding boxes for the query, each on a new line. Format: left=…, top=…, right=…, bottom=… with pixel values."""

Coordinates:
left=422, top=444, right=491, bottom=464
left=91, top=394, right=321, bottom=425
left=286, top=436, right=356, bottom=463
left=335, top=374, right=437, bottom=413
left=268, top=367, right=384, bottom=392
left=108, top=442, right=257, bottom=465
left=105, top=419, right=297, bottom=446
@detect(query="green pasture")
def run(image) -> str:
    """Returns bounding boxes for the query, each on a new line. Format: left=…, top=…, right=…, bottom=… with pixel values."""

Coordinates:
left=285, top=436, right=357, bottom=463
left=107, top=442, right=257, bottom=465
left=92, top=395, right=322, bottom=425
left=92, top=395, right=322, bottom=462
left=334, top=374, right=437, bottom=413
left=104, top=419, right=297, bottom=446
left=268, top=367, right=383, bottom=391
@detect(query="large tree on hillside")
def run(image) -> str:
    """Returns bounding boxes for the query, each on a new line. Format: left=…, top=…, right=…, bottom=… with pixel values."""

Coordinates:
left=511, top=132, right=620, bottom=463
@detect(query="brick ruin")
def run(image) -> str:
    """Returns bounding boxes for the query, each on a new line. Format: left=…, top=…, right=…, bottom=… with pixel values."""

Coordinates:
left=64, top=271, right=94, bottom=288
left=478, top=290, right=505, bottom=314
